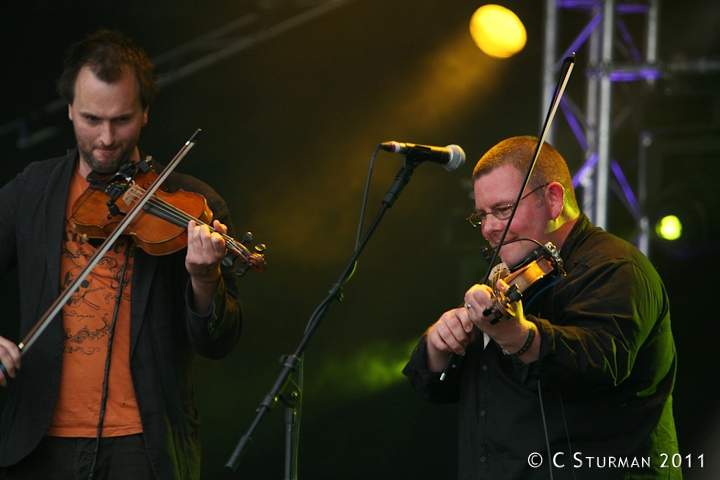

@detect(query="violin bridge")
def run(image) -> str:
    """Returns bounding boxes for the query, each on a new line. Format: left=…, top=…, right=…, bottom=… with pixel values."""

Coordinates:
left=122, top=182, right=142, bottom=206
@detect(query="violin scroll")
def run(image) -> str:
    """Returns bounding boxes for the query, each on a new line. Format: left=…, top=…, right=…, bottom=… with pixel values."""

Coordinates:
left=224, top=232, right=267, bottom=276
left=483, top=284, right=523, bottom=322
left=483, top=242, right=564, bottom=324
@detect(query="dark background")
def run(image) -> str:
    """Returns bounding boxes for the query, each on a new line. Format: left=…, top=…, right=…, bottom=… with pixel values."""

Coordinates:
left=1, top=1, right=719, bottom=478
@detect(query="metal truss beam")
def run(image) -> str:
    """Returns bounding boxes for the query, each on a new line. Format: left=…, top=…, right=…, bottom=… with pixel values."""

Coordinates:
left=541, top=0, right=660, bottom=251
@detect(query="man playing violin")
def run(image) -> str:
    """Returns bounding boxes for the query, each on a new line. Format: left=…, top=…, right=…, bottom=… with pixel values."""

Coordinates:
left=403, top=136, right=680, bottom=479
left=0, top=30, right=243, bottom=479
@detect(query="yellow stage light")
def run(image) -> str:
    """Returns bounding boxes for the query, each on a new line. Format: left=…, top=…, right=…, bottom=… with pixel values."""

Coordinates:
left=470, top=4, right=527, bottom=59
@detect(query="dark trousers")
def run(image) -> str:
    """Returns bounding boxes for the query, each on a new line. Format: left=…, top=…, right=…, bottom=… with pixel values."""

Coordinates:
left=2, top=434, right=155, bottom=480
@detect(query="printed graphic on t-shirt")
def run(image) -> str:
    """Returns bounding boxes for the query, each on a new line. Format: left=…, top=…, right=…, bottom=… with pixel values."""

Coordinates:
left=46, top=165, right=143, bottom=437
left=59, top=229, right=133, bottom=356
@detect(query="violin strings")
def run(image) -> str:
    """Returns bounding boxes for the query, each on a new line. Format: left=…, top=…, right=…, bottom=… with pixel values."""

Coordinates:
left=126, top=185, right=248, bottom=257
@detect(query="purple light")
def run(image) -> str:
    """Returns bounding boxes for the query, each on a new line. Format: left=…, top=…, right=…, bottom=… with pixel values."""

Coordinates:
left=557, top=1, right=649, bottom=14
left=557, top=0, right=603, bottom=9
left=609, top=68, right=662, bottom=82
left=572, top=153, right=597, bottom=189
left=560, top=97, right=589, bottom=151
left=571, top=157, right=641, bottom=221
left=556, top=13, right=603, bottom=70
left=616, top=16, right=643, bottom=63
left=611, top=160, right=641, bottom=220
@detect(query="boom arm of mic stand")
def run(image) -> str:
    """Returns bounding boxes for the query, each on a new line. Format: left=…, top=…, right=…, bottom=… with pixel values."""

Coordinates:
left=382, top=158, right=418, bottom=207
left=225, top=160, right=418, bottom=472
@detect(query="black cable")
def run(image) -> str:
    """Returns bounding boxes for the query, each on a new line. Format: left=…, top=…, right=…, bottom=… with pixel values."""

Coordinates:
left=87, top=244, right=132, bottom=480
left=558, top=389, right=578, bottom=480
left=537, top=380, right=555, bottom=480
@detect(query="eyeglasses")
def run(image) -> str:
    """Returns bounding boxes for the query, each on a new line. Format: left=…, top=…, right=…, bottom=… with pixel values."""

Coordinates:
left=466, top=183, right=549, bottom=227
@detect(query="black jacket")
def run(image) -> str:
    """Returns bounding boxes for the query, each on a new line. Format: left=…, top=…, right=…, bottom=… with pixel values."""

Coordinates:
left=0, top=150, right=243, bottom=479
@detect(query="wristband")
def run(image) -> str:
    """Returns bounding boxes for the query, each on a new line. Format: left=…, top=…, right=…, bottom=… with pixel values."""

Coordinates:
left=504, top=324, right=536, bottom=357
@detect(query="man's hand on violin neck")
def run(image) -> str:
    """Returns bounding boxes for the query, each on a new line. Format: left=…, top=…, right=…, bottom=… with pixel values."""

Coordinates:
left=186, top=220, right=227, bottom=313
left=463, top=280, right=540, bottom=362
left=185, top=220, right=227, bottom=279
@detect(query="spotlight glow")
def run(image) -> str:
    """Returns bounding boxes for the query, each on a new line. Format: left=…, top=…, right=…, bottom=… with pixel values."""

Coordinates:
left=469, top=4, right=527, bottom=59
left=655, top=215, right=682, bottom=241
left=314, top=340, right=418, bottom=397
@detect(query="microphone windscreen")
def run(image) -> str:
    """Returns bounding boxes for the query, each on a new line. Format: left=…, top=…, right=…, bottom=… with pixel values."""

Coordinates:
left=444, top=144, right=466, bottom=172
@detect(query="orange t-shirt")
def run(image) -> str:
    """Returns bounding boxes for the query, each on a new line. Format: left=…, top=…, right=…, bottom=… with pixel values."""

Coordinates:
left=46, top=165, right=143, bottom=437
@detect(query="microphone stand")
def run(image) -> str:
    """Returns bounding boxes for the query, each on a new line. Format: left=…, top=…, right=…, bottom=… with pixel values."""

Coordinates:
left=280, top=377, right=301, bottom=480
left=224, top=158, right=419, bottom=475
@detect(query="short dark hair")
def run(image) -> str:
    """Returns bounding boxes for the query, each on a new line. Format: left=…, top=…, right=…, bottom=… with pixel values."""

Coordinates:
left=56, top=29, right=159, bottom=109
left=472, top=136, right=578, bottom=207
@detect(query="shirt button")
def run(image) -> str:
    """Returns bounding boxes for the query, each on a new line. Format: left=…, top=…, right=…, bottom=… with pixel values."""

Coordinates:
left=480, top=410, right=486, bottom=416
left=482, top=365, right=488, bottom=371
left=480, top=456, right=486, bottom=463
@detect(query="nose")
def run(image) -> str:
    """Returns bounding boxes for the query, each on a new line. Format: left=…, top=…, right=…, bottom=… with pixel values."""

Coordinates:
left=481, top=214, right=510, bottom=242
left=481, top=213, right=504, bottom=234
left=99, top=122, right=115, bottom=146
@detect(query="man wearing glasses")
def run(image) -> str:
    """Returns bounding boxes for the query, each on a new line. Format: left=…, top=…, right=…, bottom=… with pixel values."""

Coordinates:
left=403, top=136, right=680, bottom=479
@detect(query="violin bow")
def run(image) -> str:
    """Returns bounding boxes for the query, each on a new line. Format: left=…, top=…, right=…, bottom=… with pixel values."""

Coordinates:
left=483, top=53, right=575, bottom=283
left=440, top=54, right=575, bottom=380
left=17, top=129, right=202, bottom=355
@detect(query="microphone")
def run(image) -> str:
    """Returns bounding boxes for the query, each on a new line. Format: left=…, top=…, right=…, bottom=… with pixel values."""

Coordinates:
left=381, top=141, right=466, bottom=172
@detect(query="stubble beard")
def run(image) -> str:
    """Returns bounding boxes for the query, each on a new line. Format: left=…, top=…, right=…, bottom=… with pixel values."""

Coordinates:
left=79, top=142, right=136, bottom=175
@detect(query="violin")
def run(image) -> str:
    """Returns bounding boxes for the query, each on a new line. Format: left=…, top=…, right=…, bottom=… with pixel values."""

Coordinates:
left=13, top=130, right=267, bottom=359
left=71, top=157, right=267, bottom=275
left=482, top=242, right=565, bottom=324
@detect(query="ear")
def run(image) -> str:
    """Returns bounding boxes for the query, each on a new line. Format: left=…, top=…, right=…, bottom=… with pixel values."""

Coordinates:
left=142, top=107, right=149, bottom=126
left=544, top=182, right=565, bottom=219
left=68, top=104, right=74, bottom=122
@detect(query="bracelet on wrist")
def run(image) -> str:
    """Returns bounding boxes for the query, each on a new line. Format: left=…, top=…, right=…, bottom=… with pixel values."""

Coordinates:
left=503, top=324, right=536, bottom=357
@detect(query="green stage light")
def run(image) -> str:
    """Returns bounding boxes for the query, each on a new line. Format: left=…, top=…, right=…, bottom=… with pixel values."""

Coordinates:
left=655, top=215, right=682, bottom=241
left=313, top=340, right=418, bottom=398
left=647, top=174, right=716, bottom=259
